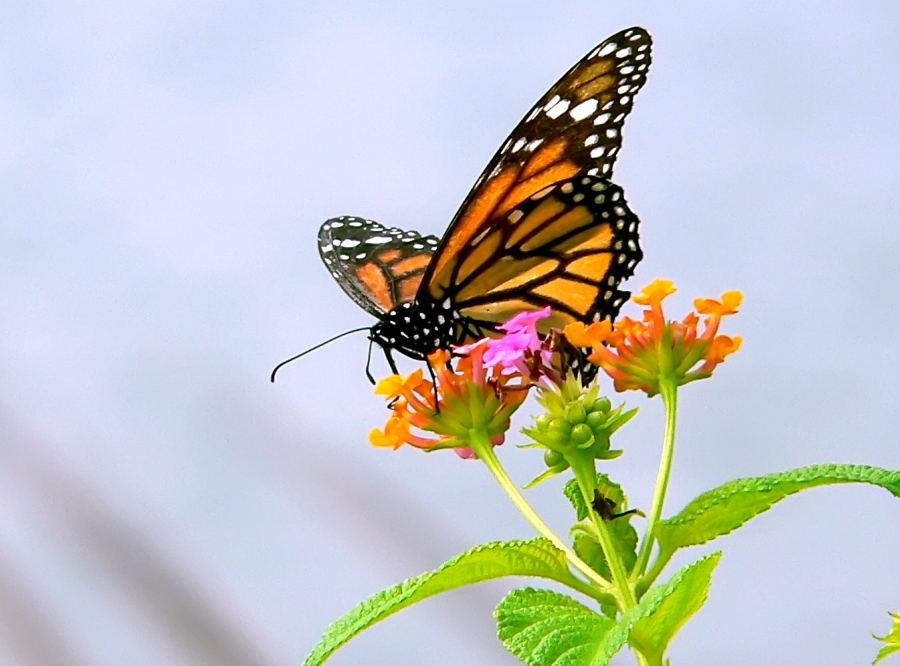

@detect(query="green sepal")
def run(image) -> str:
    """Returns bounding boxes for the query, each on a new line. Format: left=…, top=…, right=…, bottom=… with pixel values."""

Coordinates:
left=874, top=611, right=900, bottom=664
left=628, top=552, right=721, bottom=663
left=301, top=538, right=595, bottom=666
left=494, top=555, right=720, bottom=666
left=524, top=464, right=569, bottom=489
left=656, top=464, right=900, bottom=555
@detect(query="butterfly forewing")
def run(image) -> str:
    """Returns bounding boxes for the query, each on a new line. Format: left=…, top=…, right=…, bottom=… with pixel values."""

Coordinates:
left=318, top=216, right=439, bottom=317
left=422, top=27, right=651, bottom=302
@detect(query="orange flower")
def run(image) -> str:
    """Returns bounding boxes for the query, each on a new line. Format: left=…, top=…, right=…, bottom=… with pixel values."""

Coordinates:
left=564, top=279, right=742, bottom=396
left=368, top=341, right=528, bottom=458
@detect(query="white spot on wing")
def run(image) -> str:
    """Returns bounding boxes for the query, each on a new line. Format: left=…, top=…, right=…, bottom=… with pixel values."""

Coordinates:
left=366, top=236, right=392, bottom=244
left=545, top=98, right=571, bottom=119
left=569, top=98, right=598, bottom=121
left=598, top=43, right=617, bottom=57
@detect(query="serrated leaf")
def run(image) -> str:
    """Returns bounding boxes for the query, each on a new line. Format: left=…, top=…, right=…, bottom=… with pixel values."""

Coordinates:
left=629, top=553, right=721, bottom=663
left=302, top=539, right=588, bottom=666
left=874, top=611, right=900, bottom=664
left=494, top=556, right=716, bottom=666
left=496, top=588, right=616, bottom=666
left=657, top=464, right=900, bottom=554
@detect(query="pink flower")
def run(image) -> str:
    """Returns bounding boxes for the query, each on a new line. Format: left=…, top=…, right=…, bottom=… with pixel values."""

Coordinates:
left=456, top=307, right=558, bottom=384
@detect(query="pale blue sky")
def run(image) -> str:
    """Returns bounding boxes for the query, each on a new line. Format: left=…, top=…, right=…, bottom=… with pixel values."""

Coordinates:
left=2, top=1, right=900, bottom=665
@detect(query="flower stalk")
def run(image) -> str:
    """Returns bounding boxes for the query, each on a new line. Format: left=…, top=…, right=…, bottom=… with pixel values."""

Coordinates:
left=634, top=377, right=678, bottom=578
left=471, top=430, right=614, bottom=596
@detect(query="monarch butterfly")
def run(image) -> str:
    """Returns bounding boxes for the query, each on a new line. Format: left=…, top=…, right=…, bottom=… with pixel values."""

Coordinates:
left=315, top=27, right=651, bottom=377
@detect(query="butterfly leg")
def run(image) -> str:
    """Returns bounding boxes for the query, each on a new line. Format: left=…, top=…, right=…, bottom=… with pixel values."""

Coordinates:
left=383, top=346, right=400, bottom=376
left=365, top=337, right=377, bottom=384
left=424, top=359, right=441, bottom=412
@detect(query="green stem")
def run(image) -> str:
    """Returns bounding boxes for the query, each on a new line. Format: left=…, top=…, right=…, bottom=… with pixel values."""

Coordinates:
left=471, top=432, right=614, bottom=595
left=586, top=500, right=637, bottom=609
left=567, top=463, right=636, bottom=610
left=633, top=378, right=678, bottom=578
left=634, top=544, right=675, bottom=599
left=634, top=651, right=655, bottom=666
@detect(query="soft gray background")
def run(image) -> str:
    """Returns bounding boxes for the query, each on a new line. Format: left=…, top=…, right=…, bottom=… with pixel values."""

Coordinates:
left=2, top=1, right=899, bottom=664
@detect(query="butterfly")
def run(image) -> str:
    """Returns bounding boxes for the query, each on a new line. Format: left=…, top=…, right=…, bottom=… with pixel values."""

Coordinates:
left=318, top=27, right=651, bottom=376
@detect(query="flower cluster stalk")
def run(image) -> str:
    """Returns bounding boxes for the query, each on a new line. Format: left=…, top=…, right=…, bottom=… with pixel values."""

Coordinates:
left=635, top=378, right=678, bottom=577
left=470, top=430, right=613, bottom=596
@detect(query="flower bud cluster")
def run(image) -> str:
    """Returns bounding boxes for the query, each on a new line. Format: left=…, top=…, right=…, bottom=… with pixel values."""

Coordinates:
left=522, top=376, right=635, bottom=484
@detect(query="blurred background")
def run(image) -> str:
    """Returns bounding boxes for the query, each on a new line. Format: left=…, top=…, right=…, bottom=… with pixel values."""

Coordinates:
left=2, top=1, right=900, bottom=664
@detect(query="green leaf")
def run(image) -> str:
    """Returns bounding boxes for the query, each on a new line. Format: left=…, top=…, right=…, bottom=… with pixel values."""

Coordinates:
left=496, top=588, right=616, bottom=666
left=494, top=556, right=719, bottom=666
left=874, top=611, right=900, bottom=664
left=302, top=538, right=590, bottom=666
left=657, top=464, right=900, bottom=554
left=629, top=552, right=721, bottom=663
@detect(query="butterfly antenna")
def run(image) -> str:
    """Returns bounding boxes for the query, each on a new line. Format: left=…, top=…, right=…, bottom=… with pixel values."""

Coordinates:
left=270, top=327, right=370, bottom=382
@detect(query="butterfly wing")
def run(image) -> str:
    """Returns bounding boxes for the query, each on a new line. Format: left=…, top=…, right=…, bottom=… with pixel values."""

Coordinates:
left=318, top=216, right=439, bottom=317
left=444, top=175, right=642, bottom=333
left=421, top=27, right=651, bottom=314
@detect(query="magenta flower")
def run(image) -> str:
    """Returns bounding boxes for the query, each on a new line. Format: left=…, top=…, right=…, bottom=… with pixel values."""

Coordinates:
left=455, top=307, right=559, bottom=385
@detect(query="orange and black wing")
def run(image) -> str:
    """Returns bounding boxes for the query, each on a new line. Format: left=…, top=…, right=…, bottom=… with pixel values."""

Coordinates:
left=421, top=27, right=651, bottom=321
left=439, top=175, right=642, bottom=334
left=318, top=216, right=438, bottom=317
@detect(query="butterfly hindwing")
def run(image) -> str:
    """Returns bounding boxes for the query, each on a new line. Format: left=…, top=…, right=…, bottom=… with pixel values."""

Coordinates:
left=423, top=27, right=651, bottom=303
left=318, top=216, right=439, bottom=317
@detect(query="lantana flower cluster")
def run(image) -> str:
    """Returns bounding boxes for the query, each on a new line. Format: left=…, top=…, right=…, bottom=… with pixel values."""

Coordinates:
left=564, top=279, right=742, bottom=396
left=368, top=308, right=558, bottom=458
left=370, top=281, right=742, bottom=457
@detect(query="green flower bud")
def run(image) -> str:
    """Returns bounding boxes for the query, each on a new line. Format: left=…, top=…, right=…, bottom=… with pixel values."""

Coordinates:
left=571, top=423, right=593, bottom=447
left=593, top=396, right=611, bottom=414
left=549, top=418, right=572, bottom=439
left=544, top=449, right=566, bottom=468
left=565, top=402, right=586, bottom=425
left=585, top=410, right=607, bottom=432
left=535, top=413, right=553, bottom=431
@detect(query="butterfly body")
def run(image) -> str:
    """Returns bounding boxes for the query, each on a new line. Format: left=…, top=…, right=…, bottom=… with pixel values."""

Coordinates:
left=317, top=27, right=652, bottom=374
